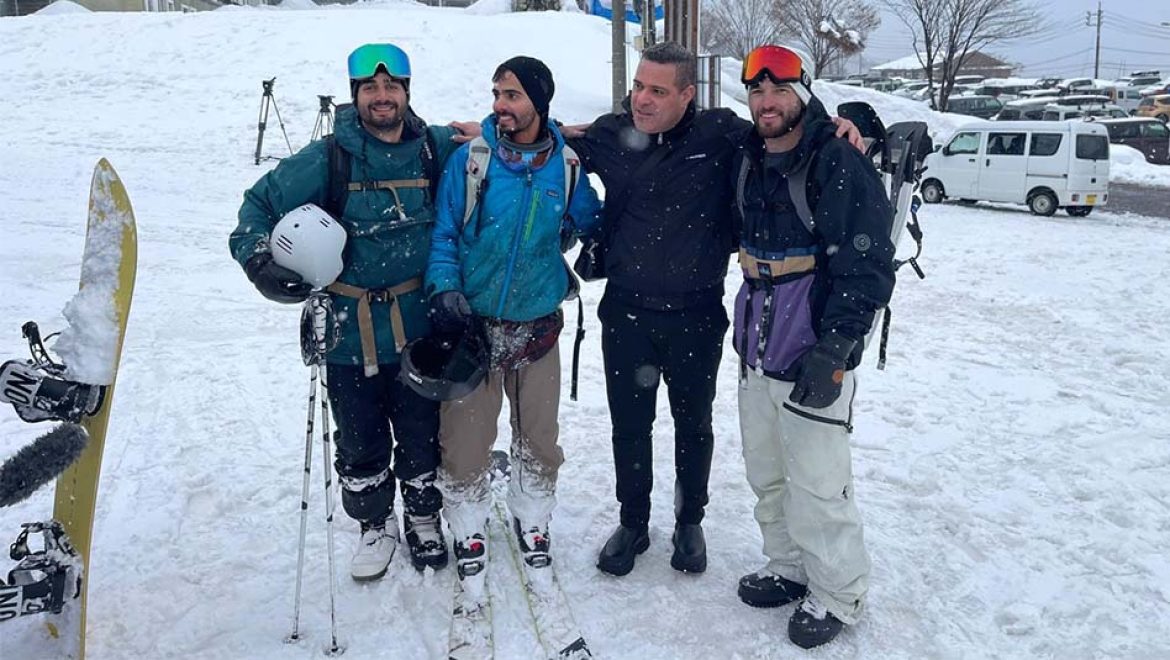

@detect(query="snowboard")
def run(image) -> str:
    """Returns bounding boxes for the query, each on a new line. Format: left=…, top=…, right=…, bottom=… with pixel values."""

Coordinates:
left=0, top=159, right=137, bottom=659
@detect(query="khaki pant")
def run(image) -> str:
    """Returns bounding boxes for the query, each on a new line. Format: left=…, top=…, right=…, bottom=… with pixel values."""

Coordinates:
left=738, top=368, right=870, bottom=624
left=439, top=343, right=564, bottom=538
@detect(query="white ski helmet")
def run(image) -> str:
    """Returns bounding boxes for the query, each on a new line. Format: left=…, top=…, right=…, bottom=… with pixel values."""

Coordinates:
left=271, top=204, right=347, bottom=288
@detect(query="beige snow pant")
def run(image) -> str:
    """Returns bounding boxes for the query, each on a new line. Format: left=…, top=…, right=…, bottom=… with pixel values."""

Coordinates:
left=438, top=344, right=563, bottom=540
left=738, top=368, right=870, bottom=624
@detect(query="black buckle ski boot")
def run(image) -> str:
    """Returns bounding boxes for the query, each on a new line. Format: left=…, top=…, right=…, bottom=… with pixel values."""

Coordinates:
left=788, top=595, right=845, bottom=649
left=454, top=533, right=487, bottom=579
left=737, top=570, right=807, bottom=607
left=513, top=517, right=551, bottom=569
left=404, top=512, right=449, bottom=571
left=596, top=524, right=649, bottom=576
left=670, top=523, right=706, bottom=573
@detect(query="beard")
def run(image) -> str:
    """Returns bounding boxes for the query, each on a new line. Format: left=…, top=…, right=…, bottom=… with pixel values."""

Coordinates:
left=753, top=104, right=803, bottom=139
left=359, top=101, right=404, bottom=132
left=497, top=109, right=536, bottom=137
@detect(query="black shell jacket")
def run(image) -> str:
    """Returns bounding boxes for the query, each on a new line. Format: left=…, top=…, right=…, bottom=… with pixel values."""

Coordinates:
left=568, top=100, right=751, bottom=310
left=732, top=96, right=896, bottom=376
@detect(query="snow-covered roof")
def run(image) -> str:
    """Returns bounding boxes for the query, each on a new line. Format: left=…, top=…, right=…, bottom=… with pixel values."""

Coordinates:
left=872, top=53, right=931, bottom=71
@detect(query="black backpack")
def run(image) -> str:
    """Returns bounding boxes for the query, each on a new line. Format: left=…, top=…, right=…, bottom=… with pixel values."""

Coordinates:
left=322, top=105, right=441, bottom=220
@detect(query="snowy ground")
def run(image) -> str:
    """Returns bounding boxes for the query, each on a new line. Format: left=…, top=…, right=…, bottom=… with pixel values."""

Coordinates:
left=1, top=4, right=1169, bottom=659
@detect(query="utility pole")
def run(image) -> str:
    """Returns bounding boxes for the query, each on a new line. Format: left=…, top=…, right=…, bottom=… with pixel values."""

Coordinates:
left=1086, top=1, right=1103, bottom=79
left=612, top=0, right=627, bottom=112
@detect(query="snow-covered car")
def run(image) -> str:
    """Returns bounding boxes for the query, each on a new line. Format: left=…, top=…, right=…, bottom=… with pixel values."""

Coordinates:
left=945, top=95, right=1004, bottom=119
left=1134, top=95, right=1170, bottom=122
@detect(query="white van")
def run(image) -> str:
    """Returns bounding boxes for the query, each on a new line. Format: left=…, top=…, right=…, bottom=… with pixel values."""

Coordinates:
left=922, top=121, right=1110, bottom=216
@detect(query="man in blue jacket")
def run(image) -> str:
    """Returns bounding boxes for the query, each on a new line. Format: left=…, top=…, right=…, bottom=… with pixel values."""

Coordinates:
left=425, top=57, right=602, bottom=593
left=730, top=44, right=895, bottom=649
left=231, top=44, right=460, bottom=582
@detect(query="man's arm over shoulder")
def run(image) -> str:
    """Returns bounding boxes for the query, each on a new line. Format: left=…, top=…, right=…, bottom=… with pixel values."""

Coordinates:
left=229, top=140, right=329, bottom=268
left=812, top=137, right=896, bottom=343
left=428, top=124, right=461, bottom=169
left=701, top=106, right=753, bottom=138
left=568, top=112, right=623, bottom=176
left=425, top=144, right=470, bottom=298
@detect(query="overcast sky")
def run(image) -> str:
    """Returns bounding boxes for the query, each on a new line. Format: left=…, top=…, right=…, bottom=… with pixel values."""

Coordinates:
left=860, top=0, right=1170, bottom=78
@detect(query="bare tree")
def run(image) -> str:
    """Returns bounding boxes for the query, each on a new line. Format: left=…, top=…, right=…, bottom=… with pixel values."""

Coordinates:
left=883, top=0, right=1042, bottom=111
left=775, top=0, right=881, bottom=78
left=702, top=0, right=787, bottom=60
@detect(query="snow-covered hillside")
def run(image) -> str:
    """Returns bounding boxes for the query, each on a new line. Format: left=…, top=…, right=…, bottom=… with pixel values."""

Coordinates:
left=1, top=3, right=1168, bottom=659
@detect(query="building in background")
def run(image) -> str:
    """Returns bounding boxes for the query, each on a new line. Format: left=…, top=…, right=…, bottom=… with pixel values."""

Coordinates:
left=872, top=51, right=1015, bottom=80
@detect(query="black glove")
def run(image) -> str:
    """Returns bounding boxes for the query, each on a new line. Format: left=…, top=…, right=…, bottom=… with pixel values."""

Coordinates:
left=788, top=335, right=857, bottom=409
left=244, top=252, right=312, bottom=304
left=430, top=290, right=472, bottom=333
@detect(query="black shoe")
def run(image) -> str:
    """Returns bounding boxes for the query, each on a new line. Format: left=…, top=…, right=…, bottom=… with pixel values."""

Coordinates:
left=403, top=512, right=449, bottom=572
left=737, top=570, right=807, bottom=608
left=596, top=525, right=649, bottom=576
left=788, top=596, right=845, bottom=649
left=670, top=523, right=706, bottom=573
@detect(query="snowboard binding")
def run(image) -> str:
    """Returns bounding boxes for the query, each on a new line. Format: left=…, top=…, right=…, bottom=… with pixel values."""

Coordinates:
left=0, top=521, right=82, bottom=621
left=0, top=322, right=106, bottom=424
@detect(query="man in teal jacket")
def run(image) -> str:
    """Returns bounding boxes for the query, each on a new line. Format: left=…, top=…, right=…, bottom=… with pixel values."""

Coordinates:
left=230, top=44, right=460, bottom=581
left=425, top=56, right=602, bottom=594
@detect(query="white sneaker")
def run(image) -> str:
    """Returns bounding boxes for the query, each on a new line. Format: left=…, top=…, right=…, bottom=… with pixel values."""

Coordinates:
left=351, top=519, right=399, bottom=582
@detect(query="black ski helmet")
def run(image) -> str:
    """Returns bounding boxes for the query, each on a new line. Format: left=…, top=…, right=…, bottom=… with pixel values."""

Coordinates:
left=399, top=325, right=488, bottom=402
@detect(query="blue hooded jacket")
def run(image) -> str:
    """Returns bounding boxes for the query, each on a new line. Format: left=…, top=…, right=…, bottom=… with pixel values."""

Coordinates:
left=426, top=116, right=603, bottom=321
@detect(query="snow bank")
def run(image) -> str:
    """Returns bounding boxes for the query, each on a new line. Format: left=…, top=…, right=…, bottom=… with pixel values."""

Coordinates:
left=465, top=0, right=513, bottom=14
left=33, top=0, right=91, bottom=14
left=275, top=0, right=320, bottom=9
left=1109, top=144, right=1170, bottom=188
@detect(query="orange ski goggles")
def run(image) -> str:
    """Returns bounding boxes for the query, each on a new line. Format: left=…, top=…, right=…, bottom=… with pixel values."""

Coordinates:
left=741, top=45, right=806, bottom=85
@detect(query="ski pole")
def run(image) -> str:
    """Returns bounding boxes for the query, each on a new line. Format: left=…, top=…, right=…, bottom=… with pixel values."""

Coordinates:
left=285, top=359, right=317, bottom=644
left=312, top=296, right=344, bottom=657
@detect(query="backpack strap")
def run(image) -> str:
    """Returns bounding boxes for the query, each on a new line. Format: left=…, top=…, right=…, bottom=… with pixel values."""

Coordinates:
left=325, top=134, right=351, bottom=220
left=736, top=149, right=818, bottom=237
left=562, top=144, right=580, bottom=213
left=786, top=150, right=817, bottom=236
left=420, top=128, right=441, bottom=203
left=462, top=136, right=493, bottom=233
left=560, top=144, right=585, bottom=402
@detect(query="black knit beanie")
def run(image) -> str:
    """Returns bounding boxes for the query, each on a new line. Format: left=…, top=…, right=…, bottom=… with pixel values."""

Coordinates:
left=494, top=56, right=555, bottom=120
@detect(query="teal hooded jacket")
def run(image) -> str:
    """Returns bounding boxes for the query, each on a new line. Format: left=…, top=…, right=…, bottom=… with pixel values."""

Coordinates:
left=230, top=105, right=458, bottom=366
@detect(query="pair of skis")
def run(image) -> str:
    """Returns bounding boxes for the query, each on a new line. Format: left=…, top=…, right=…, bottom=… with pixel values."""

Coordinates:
left=836, top=102, right=934, bottom=370
left=447, top=450, right=591, bottom=660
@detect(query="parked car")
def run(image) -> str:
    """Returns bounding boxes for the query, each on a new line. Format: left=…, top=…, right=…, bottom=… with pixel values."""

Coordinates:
left=1135, top=95, right=1170, bottom=122
left=996, top=96, right=1062, bottom=120
left=1093, top=117, right=1170, bottom=164
left=1041, top=104, right=1128, bottom=121
left=1139, top=80, right=1170, bottom=97
left=1111, top=86, right=1149, bottom=114
left=945, top=95, right=1004, bottom=119
left=922, top=121, right=1109, bottom=217
left=1114, top=75, right=1163, bottom=88
left=973, top=79, right=1039, bottom=102
left=892, top=80, right=930, bottom=98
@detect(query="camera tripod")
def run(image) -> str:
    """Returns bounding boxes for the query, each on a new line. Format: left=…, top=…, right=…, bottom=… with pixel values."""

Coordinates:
left=254, top=77, right=294, bottom=165
left=310, top=95, right=335, bottom=142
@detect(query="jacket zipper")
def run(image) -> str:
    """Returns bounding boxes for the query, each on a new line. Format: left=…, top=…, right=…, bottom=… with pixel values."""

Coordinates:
left=496, top=170, right=539, bottom=317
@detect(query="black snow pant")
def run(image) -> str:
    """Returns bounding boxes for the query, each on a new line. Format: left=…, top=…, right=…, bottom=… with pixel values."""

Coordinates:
left=326, top=362, right=442, bottom=525
left=598, top=291, right=728, bottom=529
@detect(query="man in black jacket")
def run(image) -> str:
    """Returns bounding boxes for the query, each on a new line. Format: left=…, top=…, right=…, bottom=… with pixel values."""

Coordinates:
left=567, top=42, right=860, bottom=578
left=730, top=44, right=894, bottom=649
